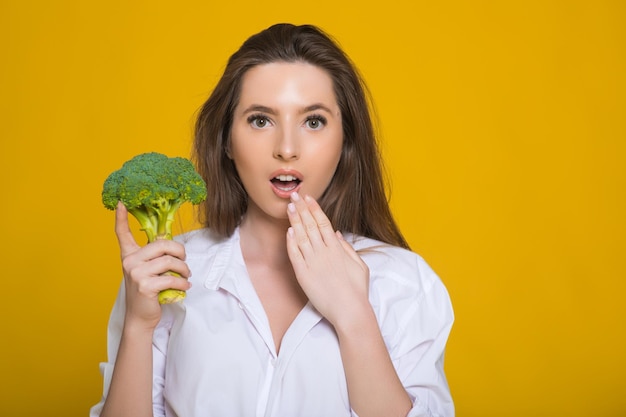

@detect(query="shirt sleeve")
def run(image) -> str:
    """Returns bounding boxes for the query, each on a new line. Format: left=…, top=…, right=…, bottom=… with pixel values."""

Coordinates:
left=89, top=282, right=171, bottom=417
left=89, top=282, right=125, bottom=417
left=349, top=255, right=454, bottom=417
left=390, top=260, right=455, bottom=417
left=151, top=319, right=170, bottom=417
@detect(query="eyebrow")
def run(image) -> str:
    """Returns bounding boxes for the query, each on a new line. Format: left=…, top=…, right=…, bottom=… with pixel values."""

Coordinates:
left=241, top=103, right=335, bottom=115
left=242, top=105, right=275, bottom=115
left=302, top=103, right=334, bottom=114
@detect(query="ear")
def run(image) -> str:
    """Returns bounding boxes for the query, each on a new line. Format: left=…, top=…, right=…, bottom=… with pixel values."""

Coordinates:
left=224, top=138, right=233, bottom=161
left=224, top=135, right=233, bottom=159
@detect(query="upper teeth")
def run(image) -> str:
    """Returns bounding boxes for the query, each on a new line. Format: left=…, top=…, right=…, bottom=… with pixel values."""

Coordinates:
left=275, top=175, right=297, bottom=181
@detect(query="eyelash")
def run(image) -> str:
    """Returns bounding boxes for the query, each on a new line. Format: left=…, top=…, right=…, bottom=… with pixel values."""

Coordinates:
left=247, top=114, right=271, bottom=128
left=246, top=113, right=328, bottom=129
left=305, top=114, right=327, bottom=130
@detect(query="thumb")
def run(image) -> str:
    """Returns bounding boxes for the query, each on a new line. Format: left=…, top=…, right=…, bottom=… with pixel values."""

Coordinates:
left=115, top=201, right=140, bottom=257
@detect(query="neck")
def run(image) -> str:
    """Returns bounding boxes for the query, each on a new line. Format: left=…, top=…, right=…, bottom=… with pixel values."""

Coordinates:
left=239, top=209, right=291, bottom=267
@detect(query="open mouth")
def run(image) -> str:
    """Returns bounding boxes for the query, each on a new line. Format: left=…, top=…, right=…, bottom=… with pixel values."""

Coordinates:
left=271, top=174, right=301, bottom=192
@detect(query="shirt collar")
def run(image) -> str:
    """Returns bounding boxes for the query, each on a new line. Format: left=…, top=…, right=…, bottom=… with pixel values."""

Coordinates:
left=201, top=227, right=241, bottom=291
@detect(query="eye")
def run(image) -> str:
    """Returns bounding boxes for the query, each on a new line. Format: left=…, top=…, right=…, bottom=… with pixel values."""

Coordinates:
left=247, top=114, right=271, bottom=129
left=305, top=115, right=327, bottom=130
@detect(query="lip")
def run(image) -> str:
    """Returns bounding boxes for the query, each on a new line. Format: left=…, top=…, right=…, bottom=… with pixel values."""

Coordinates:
left=269, top=169, right=303, bottom=199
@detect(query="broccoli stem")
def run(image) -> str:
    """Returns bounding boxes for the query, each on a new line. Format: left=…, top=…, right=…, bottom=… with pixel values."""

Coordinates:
left=154, top=236, right=186, bottom=303
left=156, top=278, right=186, bottom=304
left=128, top=208, right=158, bottom=243
left=154, top=200, right=182, bottom=241
left=128, top=202, right=187, bottom=304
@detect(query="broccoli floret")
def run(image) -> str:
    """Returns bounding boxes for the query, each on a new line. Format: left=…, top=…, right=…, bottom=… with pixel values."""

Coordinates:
left=102, top=152, right=207, bottom=304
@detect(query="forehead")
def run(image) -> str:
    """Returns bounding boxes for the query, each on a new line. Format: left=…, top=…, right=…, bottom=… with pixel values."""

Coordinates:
left=238, top=62, right=338, bottom=108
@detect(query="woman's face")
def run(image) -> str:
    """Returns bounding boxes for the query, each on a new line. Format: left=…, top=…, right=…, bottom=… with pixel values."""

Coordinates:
left=230, top=62, right=343, bottom=222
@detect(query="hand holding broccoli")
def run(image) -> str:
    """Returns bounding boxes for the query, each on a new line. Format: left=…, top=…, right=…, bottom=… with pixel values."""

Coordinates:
left=102, top=152, right=207, bottom=304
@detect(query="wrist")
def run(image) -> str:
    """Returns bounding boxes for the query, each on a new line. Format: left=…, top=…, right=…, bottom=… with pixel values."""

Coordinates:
left=332, top=300, right=379, bottom=340
left=122, top=316, right=158, bottom=338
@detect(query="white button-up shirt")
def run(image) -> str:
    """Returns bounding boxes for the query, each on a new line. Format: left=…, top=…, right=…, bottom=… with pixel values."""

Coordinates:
left=90, top=228, right=454, bottom=417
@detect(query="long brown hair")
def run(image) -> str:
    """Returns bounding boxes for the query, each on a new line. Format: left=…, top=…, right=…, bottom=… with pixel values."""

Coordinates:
left=193, top=23, right=409, bottom=249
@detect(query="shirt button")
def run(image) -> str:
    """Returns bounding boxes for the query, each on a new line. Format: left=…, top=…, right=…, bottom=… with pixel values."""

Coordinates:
left=238, top=302, right=244, bottom=309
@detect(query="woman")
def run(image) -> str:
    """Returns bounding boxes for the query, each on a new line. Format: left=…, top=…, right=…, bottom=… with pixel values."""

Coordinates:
left=91, top=23, right=454, bottom=417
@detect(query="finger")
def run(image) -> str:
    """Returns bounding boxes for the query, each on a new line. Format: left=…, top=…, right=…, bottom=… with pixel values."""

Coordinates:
left=159, top=274, right=193, bottom=292
left=120, top=232, right=188, bottom=280
left=305, top=195, right=337, bottom=244
left=144, top=253, right=192, bottom=279
left=115, top=202, right=140, bottom=257
left=140, top=239, right=187, bottom=263
left=290, top=192, right=324, bottom=246
left=287, top=201, right=315, bottom=257
left=286, top=227, right=306, bottom=267
left=336, top=231, right=364, bottom=265
left=134, top=273, right=192, bottom=299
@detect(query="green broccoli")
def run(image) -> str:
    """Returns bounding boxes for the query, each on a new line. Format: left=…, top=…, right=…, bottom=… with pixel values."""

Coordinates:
left=102, top=152, right=207, bottom=304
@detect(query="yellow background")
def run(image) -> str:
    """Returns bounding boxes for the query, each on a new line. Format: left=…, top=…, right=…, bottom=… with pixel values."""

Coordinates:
left=1, top=1, right=624, bottom=416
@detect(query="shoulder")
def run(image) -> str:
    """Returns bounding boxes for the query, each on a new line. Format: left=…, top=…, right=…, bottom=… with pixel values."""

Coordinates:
left=349, top=235, right=441, bottom=293
left=348, top=234, right=451, bottom=316
left=349, top=235, right=454, bottom=350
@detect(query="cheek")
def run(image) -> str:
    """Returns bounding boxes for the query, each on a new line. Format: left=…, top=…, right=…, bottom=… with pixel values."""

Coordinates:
left=230, top=135, right=261, bottom=173
left=314, top=141, right=343, bottom=186
left=326, top=133, right=344, bottom=168
left=231, top=154, right=259, bottom=182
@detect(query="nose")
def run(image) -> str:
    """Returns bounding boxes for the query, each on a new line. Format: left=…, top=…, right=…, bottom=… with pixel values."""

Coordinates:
left=273, top=125, right=300, bottom=161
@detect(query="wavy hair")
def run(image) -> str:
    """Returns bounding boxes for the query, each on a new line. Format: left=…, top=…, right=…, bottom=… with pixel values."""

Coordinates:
left=193, top=23, right=409, bottom=249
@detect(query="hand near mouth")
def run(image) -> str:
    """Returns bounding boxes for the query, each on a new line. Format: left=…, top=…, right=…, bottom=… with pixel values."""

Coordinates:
left=285, top=192, right=371, bottom=329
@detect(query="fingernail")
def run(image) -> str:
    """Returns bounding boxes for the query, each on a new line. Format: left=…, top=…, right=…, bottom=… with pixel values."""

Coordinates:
left=287, top=227, right=294, bottom=237
left=287, top=203, right=296, bottom=213
left=291, top=192, right=300, bottom=201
